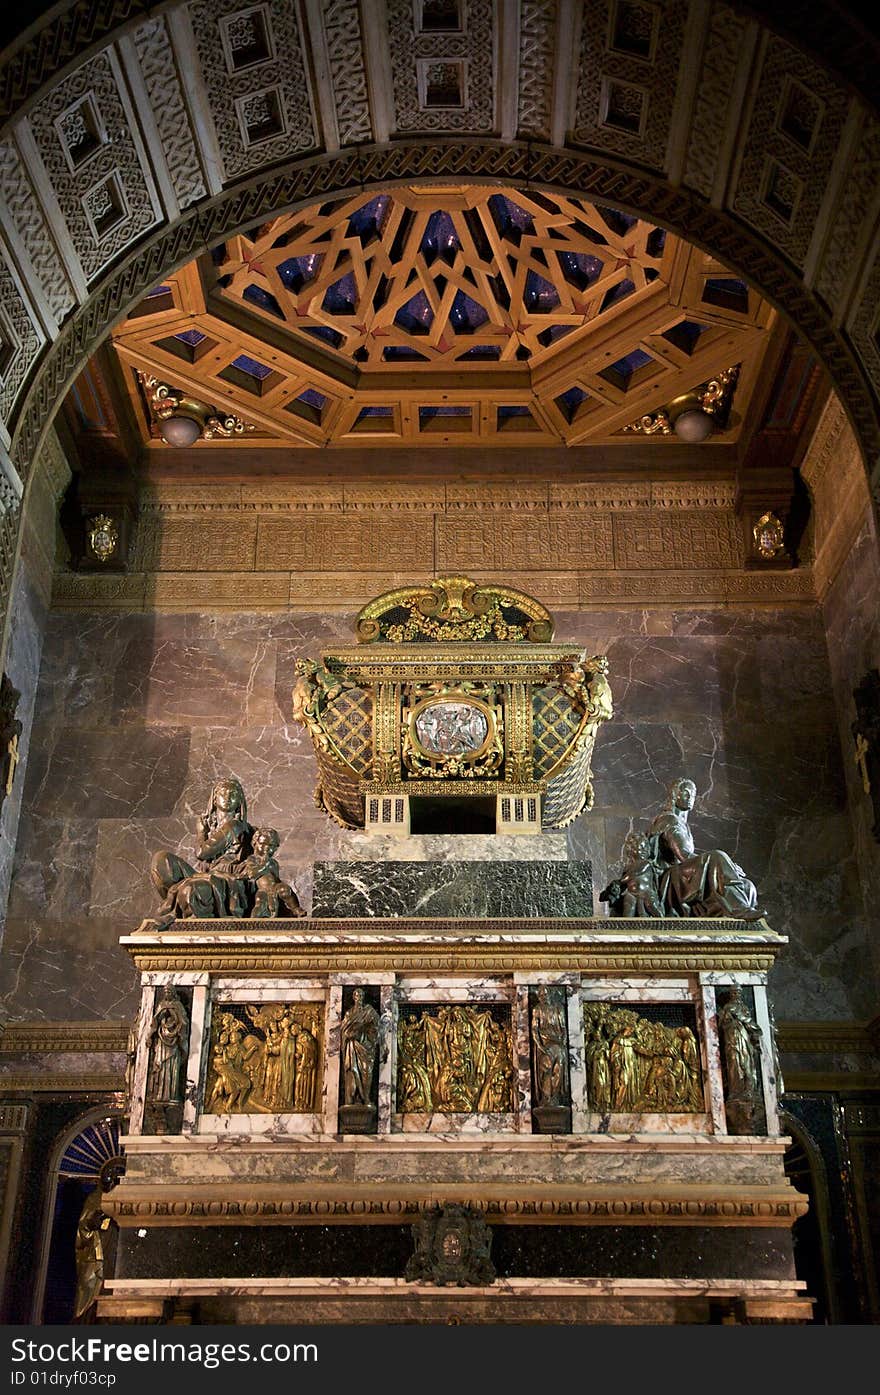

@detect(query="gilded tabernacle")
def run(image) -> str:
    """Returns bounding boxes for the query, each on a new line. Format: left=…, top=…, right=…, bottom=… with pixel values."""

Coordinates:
left=292, top=577, right=613, bottom=833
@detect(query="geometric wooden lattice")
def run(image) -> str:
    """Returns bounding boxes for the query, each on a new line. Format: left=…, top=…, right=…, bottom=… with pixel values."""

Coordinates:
left=111, top=186, right=774, bottom=449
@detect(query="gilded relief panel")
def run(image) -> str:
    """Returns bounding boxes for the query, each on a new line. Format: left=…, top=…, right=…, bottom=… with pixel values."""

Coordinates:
left=396, top=1004, right=513, bottom=1113
left=583, top=1003, right=704, bottom=1113
left=205, top=1002, right=323, bottom=1114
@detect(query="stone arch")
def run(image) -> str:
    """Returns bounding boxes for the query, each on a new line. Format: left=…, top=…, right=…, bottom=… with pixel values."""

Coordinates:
left=28, top=1106, right=124, bottom=1323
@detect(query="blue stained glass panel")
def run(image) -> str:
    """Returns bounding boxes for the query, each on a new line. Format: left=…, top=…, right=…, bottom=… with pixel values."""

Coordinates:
left=232, top=353, right=273, bottom=379
left=322, top=272, right=356, bottom=314
left=394, top=290, right=434, bottom=334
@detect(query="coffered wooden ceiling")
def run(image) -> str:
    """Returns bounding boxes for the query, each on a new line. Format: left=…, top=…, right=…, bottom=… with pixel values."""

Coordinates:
left=110, top=185, right=774, bottom=452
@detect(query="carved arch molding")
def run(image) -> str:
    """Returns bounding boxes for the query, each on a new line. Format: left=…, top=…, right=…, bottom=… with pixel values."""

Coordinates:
left=1, top=0, right=880, bottom=501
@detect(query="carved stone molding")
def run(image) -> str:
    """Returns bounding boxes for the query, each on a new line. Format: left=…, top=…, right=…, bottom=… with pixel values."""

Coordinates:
left=102, top=1187, right=807, bottom=1227
left=0, top=1020, right=129, bottom=1054
left=0, top=1075, right=123, bottom=1093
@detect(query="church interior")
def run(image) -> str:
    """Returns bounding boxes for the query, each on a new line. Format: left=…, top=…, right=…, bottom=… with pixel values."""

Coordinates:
left=0, top=0, right=878, bottom=1325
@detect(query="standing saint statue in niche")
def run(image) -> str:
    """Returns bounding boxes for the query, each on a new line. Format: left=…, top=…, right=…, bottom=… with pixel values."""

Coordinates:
left=718, top=988, right=764, bottom=1133
left=341, top=989, right=381, bottom=1107
left=146, top=987, right=189, bottom=1104
left=530, top=986, right=569, bottom=1107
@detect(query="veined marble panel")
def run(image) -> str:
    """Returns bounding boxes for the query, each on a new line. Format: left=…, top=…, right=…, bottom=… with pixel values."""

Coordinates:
left=196, top=1113, right=325, bottom=1136
left=311, top=859, right=593, bottom=919
left=395, top=977, right=514, bottom=1002
left=391, top=1113, right=517, bottom=1135
left=582, top=1113, right=712, bottom=1134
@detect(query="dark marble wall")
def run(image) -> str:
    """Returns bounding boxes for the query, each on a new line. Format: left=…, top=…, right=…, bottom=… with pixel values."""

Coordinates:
left=0, top=465, right=57, bottom=932
left=821, top=507, right=880, bottom=995
left=0, top=603, right=871, bottom=1023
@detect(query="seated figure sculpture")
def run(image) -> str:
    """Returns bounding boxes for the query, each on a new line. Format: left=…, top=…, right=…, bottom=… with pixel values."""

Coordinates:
left=600, top=777, right=762, bottom=920
left=138, top=778, right=305, bottom=929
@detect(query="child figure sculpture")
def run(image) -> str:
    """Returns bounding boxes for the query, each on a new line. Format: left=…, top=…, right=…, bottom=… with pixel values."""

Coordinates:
left=600, top=832, right=664, bottom=917
left=240, top=828, right=306, bottom=918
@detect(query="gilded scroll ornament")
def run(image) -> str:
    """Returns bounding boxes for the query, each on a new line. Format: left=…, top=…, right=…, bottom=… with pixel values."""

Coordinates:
left=396, top=1005, right=513, bottom=1113
left=355, top=576, right=554, bottom=644
left=582, top=1004, right=704, bottom=1113
left=205, top=1003, right=323, bottom=1114
left=752, top=512, right=786, bottom=560
left=600, top=777, right=763, bottom=919
left=137, top=778, right=305, bottom=930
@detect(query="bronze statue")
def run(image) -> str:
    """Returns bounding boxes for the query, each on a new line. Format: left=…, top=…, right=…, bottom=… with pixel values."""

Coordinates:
left=341, top=989, right=380, bottom=1106
left=139, top=779, right=305, bottom=928
left=73, top=1189, right=110, bottom=1320
left=146, top=987, right=189, bottom=1104
left=599, top=831, right=665, bottom=917
left=531, top=986, right=568, bottom=1106
left=238, top=828, right=305, bottom=918
left=650, top=778, right=761, bottom=919
left=718, top=988, right=763, bottom=1133
left=600, top=778, right=762, bottom=919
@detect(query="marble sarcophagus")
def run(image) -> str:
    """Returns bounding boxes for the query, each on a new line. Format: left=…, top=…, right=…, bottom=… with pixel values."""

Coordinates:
left=105, top=858, right=809, bottom=1326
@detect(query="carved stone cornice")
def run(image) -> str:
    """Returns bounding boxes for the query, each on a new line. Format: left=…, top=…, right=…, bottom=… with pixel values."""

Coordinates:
left=51, top=567, right=817, bottom=613
left=122, top=917, right=786, bottom=975
left=0, top=1020, right=129, bottom=1053
left=777, top=1019, right=879, bottom=1056
left=103, top=1185, right=807, bottom=1228
left=0, top=1075, right=123, bottom=1093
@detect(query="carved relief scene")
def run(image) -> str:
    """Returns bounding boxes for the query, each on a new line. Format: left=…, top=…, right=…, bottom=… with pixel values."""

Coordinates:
left=583, top=1003, right=705, bottom=1115
left=204, top=1002, right=323, bottom=1115
left=396, top=1004, right=513, bottom=1115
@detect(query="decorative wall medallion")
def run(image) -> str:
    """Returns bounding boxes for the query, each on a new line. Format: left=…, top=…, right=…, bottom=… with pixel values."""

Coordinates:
left=87, top=513, right=118, bottom=562
left=413, top=698, right=489, bottom=757
left=752, top=511, right=786, bottom=559
left=406, top=1203, right=496, bottom=1285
